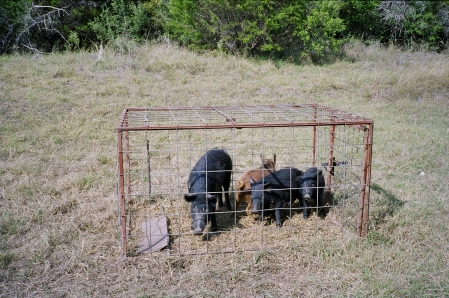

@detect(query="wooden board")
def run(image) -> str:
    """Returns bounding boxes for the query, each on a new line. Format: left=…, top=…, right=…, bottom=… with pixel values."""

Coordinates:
left=138, top=215, right=168, bottom=253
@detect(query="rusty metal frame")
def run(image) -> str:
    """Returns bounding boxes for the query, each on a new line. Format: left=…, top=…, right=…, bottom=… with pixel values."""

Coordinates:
left=116, top=104, right=373, bottom=257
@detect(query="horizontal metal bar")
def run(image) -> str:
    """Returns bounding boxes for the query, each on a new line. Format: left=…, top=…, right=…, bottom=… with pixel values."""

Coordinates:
left=117, top=104, right=374, bottom=132
left=117, top=121, right=372, bottom=132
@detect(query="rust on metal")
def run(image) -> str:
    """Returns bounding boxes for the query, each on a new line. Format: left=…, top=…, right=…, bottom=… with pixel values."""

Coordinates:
left=312, top=106, right=318, bottom=167
left=357, top=123, right=374, bottom=237
left=117, top=104, right=373, bottom=132
left=116, top=104, right=374, bottom=256
left=117, top=130, right=127, bottom=257
left=325, top=124, right=336, bottom=206
left=362, top=124, right=374, bottom=236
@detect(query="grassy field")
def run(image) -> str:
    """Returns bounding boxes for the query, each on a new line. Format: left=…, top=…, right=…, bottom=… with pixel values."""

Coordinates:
left=1, top=41, right=449, bottom=297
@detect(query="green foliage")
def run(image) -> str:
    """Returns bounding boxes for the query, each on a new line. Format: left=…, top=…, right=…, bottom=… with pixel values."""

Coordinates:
left=0, top=0, right=34, bottom=53
left=378, top=0, right=449, bottom=50
left=67, top=31, right=80, bottom=51
left=1, top=0, right=448, bottom=56
left=0, top=213, right=23, bottom=236
left=168, top=0, right=285, bottom=54
left=89, top=0, right=164, bottom=43
left=0, top=0, right=106, bottom=53
left=167, top=0, right=345, bottom=62
left=340, top=0, right=385, bottom=40
left=294, top=0, right=346, bottom=63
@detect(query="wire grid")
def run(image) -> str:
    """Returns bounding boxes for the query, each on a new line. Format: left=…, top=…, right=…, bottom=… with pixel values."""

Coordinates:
left=118, top=104, right=370, bottom=129
left=117, top=104, right=373, bottom=256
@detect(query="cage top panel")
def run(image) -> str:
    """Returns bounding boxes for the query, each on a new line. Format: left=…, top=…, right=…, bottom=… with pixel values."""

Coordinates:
left=117, top=104, right=373, bottom=131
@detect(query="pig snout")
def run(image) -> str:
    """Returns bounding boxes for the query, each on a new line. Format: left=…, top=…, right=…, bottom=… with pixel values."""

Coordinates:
left=192, top=218, right=206, bottom=235
left=194, top=226, right=204, bottom=235
left=191, top=204, right=207, bottom=235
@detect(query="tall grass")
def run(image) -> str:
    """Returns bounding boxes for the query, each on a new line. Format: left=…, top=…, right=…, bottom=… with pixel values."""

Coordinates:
left=1, top=41, right=448, bottom=297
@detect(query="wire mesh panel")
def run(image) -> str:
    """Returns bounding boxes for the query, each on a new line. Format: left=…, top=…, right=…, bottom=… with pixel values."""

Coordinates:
left=117, top=104, right=373, bottom=256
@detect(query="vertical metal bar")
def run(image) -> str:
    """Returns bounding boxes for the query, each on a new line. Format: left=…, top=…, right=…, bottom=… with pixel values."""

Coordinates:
left=144, top=111, right=152, bottom=254
left=312, top=107, right=317, bottom=166
left=325, top=125, right=335, bottom=206
left=117, top=130, right=127, bottom=257
left=176, top=129, right=182, bottom=255
left=232, top=127, right=237, bottom=252
left=145, top=139, right=152, bottom=253
left=362, top=124, right=373, bottom=236
left=125, top=130, right=131, bottom=203
left=123, top=121, right=132, bottom=256
left=357, top=125, right=372, bottom=237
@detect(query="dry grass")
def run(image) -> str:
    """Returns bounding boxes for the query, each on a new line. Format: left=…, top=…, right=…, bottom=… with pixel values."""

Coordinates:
left=1, top=40, right=449, bottom=297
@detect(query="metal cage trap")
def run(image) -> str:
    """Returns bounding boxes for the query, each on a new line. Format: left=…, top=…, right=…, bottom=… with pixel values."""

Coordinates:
left=116, top=104, right=373, bottom=256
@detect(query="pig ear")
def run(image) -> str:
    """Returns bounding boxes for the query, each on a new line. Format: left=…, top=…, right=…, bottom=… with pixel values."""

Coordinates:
left=184, top=193, right=196, bottom=202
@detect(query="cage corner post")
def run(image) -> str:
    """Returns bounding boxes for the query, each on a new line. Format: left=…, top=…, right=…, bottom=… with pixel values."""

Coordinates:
left=117, top=128, right=128, bottom=257
left=357, top=123, right=373, bottom=237
left=325, top=124, right=336, bottom=207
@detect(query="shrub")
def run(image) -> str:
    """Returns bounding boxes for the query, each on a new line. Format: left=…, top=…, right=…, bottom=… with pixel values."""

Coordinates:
left=378, top=0, right=449, bottom=51
left=89, top=0, right=164, bottom=43
left=167, top=0, right=346, bottom=63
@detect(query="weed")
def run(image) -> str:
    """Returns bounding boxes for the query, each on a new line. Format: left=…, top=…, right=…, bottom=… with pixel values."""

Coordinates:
left=0, top=252, right=17, bottom=269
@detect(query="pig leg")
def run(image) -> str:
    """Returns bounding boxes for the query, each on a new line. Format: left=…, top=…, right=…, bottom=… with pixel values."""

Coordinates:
left=275, top=200, right=283, bottom=227
left=301, top=197, right=308, bottom=219
left=209, top=213, right=218, bottom=232
left=244, top=193, right=255, bottom=222
left=223, top=173, right=232, bottom=211
left=217, top=192, right=224, bottom=208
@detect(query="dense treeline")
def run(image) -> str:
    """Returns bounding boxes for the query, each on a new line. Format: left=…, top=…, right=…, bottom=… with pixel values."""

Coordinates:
left=1, top=0, right=448, bottom=61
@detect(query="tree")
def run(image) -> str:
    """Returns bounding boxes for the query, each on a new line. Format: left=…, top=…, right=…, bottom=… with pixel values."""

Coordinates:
left=294, top=0, right=346, bottom=62
left=166, top=0, right=346, bottom=62
left=340, top=0, right=385, bottom=41
left=0, top=1, right=107, bottom=54
left=89, top=0, right=164, bottom=43
left=378, top=0, right=449, bottom=50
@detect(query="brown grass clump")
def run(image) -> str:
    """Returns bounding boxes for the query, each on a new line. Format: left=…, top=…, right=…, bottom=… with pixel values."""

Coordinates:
left=1, top=41, right=449, bottom=297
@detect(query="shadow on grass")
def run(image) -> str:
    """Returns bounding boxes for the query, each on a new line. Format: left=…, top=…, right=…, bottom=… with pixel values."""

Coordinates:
left=370, top=183, right=404, bottom=226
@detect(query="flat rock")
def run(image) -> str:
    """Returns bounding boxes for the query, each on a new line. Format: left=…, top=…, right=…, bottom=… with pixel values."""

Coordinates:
left=138, top=215, right=168, bottom=253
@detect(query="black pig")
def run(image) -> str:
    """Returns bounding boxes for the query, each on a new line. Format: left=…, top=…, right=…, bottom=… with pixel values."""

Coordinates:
left=300, top=167, right=326, bottom=217
left=184, top=149, right=232, bottom=235
left=250, top=167, right=304, bottom=227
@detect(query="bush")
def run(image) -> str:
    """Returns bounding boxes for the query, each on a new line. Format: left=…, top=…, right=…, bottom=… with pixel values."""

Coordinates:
left=340, top=0, right=385, bottom=41
left=378, top=0, right=449, bottom=51
left=89, top=0, right=164, bottom=43
left=294, top=0, right=346, bottom=63
left=167, top=0, right=346, bottom=63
